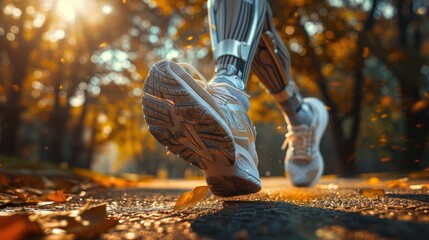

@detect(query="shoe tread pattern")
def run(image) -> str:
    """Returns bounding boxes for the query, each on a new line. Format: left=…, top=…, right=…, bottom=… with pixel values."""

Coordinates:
left=142, top=62, right=235, bottom=171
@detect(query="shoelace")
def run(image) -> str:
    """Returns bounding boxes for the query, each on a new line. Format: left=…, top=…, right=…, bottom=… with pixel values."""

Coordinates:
left=178, top=63, right=249, bottom=106
left=282, top=125, right=314, bottom=161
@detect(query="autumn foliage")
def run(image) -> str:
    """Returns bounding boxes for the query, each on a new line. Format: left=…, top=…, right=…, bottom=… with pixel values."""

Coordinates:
left=0, top=0, right=428, bottom=176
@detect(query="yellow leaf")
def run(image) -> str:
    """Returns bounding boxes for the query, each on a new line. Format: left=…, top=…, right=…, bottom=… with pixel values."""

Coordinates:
left=367, top=177, right=381, bottom=185
left=387, top=178, right=409, bottom=188
left=174, top=186, right=209, bottom=210
left=359, top=188, right=385, bottom=198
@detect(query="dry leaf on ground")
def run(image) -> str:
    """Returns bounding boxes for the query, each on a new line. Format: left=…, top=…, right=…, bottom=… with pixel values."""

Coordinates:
left=42, top=190, right=67, bottom=203
left=65, top=204, right=118, bottom=238
left=0, top=215, right=43, bottom=240
left=174, top=186, right=209, bottom=210
left=37, top=203, right=118, bottom=238
left=359, top=188, right=385, bottom=198
left=367, top=177, right=381, bottom=185
left=386, top=178, right=409, bottom=188
left=0, top=187, right=68, bottom=208
left=0, top=203, right=118, bottom=239
left=9, top=188, right=29, bottom=201
left=73, top=168, right=145, bottom=188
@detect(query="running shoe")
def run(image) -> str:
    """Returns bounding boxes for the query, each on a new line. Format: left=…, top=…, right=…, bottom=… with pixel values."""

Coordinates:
left=142, top=61, right=261, bottom=197
left=283, top=97, right=329, bottom=186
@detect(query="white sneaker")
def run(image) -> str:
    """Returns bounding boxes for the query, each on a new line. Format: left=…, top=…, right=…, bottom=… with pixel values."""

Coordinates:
left=142, top=61, right=261, bottom=197
left=283, top=98, right=329, bottom=186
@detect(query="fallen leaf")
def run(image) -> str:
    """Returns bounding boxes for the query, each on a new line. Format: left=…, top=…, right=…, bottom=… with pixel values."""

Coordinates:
left=32, top=203, right=118, bottom=239
left=386, top=178, right=409, bottom=188
left=43, top=190, right=67, bottom=203
left=0, top=215, right=43, bottom=240
left=67, top=204, right=118, bottom=238
left=174, top=186, right=209, bottom=210
left=10, top=188, right=29, bottom=201
left=73, top=168, right=142, bottom=188
left=367, top=177, right=381, bottom=185
left=0, top=187, right=61, bottom=208
left=359, top=188, right=385, bottom=198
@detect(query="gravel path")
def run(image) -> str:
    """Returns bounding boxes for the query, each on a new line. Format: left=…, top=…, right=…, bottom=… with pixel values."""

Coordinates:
left=94, top=178, right=429, bottom=239
left=2, top=177, right=429, bottom=239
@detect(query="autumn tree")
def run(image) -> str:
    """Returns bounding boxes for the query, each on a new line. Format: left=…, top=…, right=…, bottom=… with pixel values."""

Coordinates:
left=1, top=0, right=137, bottom=164
left=1, top=0, right=427, bottom=177
left=46, top=0, right=131, bottom=164
left=0, top=0, right=56, bottom=155
left=123, top=0, right=429, bottom=175
left=267, top=0, right=428, bottom=175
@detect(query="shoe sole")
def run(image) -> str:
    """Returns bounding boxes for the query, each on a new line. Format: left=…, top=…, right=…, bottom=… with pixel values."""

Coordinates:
left=142, top=61, right=261, bottom=197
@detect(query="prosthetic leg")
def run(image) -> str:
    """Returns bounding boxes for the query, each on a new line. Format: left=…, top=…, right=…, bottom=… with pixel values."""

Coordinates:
left=208, top=0, right=329, bottom=187
left=251, top=5, right=312, bottom=126
left=142, top=0, right=269, bottom=196
left=208, top=0, right=267, bottom=90
left=208, top=0, right=311, bottom=125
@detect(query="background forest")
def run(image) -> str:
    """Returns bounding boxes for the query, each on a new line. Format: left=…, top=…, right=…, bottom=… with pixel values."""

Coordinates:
left=0, top=0, right=428, bottom=178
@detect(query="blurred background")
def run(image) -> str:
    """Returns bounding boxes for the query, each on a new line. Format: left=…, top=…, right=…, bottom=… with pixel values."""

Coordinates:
left=0, top=0, right=428, bottom=178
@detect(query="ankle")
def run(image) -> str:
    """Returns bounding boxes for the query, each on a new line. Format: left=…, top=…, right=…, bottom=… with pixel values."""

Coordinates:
left=284, top=103, right=313, bottom=126
left=211, top=74, right=250, bottom=111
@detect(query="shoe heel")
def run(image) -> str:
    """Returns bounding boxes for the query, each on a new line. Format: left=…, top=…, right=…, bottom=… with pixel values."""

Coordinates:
left=206, top=175, right=261, bottom=197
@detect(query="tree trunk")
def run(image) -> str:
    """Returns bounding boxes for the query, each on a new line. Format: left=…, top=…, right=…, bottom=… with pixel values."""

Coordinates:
left=401, top=97, right=429, bottom=170
left=0, top=52, right=29, bottom=155
left=49, top=61, right=66, bottom=163
left=84, top=114, right=97, bottom=169
left=71, top=92, right=90, bottom=167
left=330, top=111, right=357, bottom=177
left=394, top=51, right=426, bottom=170
left=49, top=106, right=70, bottom=164
left=401, top=110, right=429, bottom=171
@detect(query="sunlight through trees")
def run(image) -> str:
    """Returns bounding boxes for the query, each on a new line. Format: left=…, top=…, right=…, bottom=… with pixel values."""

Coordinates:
left=0, top=0, right=428, bottom=177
